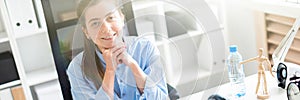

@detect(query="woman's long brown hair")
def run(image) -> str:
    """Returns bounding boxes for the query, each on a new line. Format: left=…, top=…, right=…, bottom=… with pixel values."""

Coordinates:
left=77, top=0, right=105, bottom=89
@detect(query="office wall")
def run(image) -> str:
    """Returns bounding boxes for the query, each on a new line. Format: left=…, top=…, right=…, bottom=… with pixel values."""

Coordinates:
left=223, top=0, right=258, bottom=76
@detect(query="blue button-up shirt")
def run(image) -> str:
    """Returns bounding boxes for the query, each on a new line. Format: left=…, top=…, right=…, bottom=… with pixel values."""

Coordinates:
left=67, top=36, right=168, bottom=100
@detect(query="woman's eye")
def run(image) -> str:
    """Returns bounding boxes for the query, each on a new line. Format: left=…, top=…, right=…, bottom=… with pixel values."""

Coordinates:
left=91, top=21, right=100, bottom=27
left=107, top=16, right=117, bottom=22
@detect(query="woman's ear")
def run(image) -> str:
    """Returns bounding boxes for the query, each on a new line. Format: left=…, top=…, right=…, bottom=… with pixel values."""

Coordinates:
left=82, top=27, right=90, bottom=39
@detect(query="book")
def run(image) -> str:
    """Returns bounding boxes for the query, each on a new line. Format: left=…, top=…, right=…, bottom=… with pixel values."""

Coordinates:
left=33, top=80, right=63, bottom=100
left=11, top=86, right=25, bottom=100
left=59, top=11, right=78, bottom=22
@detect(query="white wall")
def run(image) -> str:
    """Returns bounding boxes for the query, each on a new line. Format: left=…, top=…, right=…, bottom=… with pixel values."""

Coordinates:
left=223, top=0, right=258, bottom=76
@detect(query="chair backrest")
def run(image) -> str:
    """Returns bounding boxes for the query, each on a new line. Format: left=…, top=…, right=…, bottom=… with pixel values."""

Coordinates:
left=167, top=84, right=180, bottom=100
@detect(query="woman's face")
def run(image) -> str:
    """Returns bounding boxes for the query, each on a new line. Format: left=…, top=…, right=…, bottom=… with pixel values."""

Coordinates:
left=83, top=1, right=124, bottom=49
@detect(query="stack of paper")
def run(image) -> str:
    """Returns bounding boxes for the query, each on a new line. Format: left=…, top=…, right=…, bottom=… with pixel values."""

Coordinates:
left=0, top=88, right=13, bottom=100
left=33, top=80, right=63, bottom=100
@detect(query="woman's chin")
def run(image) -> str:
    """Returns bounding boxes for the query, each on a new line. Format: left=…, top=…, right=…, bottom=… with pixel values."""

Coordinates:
left=103, top=43, right=116, bottom=49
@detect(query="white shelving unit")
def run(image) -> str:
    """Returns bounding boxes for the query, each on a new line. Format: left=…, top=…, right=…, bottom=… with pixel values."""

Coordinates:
left=0, top=0, right=63, bottom=99
left=132, top=0, right=221, bottom=97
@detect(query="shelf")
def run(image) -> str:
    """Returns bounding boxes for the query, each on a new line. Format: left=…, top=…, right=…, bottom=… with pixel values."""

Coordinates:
left=155, top=30, right=204, bottom=46
left=55, top=18, right=78, bottom=30
left=266, top=14, right=295, bottom=26
left=171, top=30, right=204, bottom=41
left=0, top=32, right=8, bottom=43
left=264, top=12, right=300, bottom=69
left=59, top=10, right=77, bottom=22
left=15, top=29, right=46, bottom=39
left=26, top=67, right=58, bottom=86
left=267, top=33, right=300, bottom=52
left=0, top=80, right=21, bottom=90
left=267, top=22, right=300, bottom=39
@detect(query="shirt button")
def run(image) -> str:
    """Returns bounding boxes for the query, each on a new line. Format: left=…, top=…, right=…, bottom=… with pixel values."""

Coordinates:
left=120, top=80, right=123, bottom=83
left=122, top=93, right=126, bottom=96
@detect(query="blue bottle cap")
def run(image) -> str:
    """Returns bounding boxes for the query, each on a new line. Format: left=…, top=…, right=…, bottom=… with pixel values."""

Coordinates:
left=229, top=45, right=237, bottom=52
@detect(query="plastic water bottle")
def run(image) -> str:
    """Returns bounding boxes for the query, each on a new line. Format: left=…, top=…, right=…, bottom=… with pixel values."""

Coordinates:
left=227, top=45, right=246, bottom=98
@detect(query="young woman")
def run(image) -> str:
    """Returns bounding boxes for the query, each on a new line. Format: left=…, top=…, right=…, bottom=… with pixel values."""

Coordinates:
left=66, top=0, right=168, bottom=99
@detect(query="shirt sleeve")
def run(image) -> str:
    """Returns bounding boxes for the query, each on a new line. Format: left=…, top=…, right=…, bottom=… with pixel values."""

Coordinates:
left=135, top=41, right=168, bottom=100
left=67, top=61, right=118, bottom=100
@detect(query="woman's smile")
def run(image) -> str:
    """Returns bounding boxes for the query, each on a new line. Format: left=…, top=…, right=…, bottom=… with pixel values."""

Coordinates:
left=101, top=33, right=117, bottom=41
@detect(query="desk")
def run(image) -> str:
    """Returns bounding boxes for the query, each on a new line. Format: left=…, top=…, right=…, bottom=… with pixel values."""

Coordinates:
left=180, top=71, right=288, bottom=100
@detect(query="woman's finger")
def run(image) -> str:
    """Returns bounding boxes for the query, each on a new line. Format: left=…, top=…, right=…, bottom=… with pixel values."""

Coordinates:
left=113, top=47, right=125, bottom=58
left=114, top=48, right=126, bottom=64
left=111, top=43, right=125, bottom=53
left=117, top=53, right=124, bottom=64
left=117, top=52, right=131, bottom=65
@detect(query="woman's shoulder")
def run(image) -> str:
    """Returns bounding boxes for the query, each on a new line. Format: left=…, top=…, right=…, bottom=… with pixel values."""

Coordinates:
left=124, top=36, right=155, bottom=48
left=67, top=52, right=84, bottom=74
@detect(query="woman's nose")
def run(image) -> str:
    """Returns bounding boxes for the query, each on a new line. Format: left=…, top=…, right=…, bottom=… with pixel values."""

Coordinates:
left=99, top=22, right=113, bottom=35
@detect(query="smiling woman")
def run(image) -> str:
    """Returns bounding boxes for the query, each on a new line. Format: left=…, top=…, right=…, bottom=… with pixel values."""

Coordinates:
left=66, top=0, right=168, bottom=100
